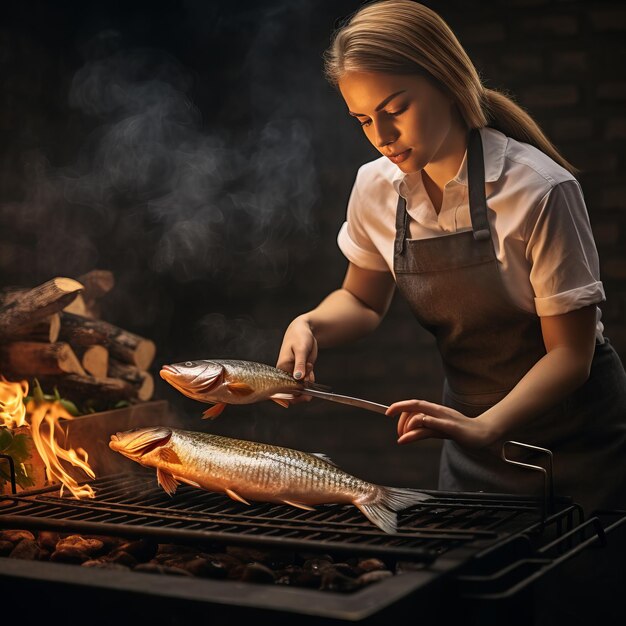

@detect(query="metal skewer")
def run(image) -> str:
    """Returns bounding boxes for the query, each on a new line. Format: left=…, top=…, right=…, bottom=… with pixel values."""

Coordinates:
left=297, top=388, right=390, bottom=414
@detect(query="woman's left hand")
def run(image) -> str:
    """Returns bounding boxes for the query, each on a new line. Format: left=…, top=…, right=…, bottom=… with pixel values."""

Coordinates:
left=385, top=399, right=498, bottom=449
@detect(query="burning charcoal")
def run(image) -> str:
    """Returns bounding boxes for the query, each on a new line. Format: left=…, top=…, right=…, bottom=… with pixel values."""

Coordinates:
left=84, top=535, right=124, bottom=552
left=182, top=557, right=228, bottom=579
left=278, top=565, right=322, bottom=589
left=134, top=563, right=192, bottom=576
left=333, top=563, right=361, bottom=578
left=50, top=547, right=90, bottom=564
left=83, top=559, right=131, bottom=571
left=298, top=552, right=334, bottom=565
left=203, top=552, right=244, bottom=570
left=117, top=539, right=158, bottom=562
left=38, top=531, right=60, bottom=552
left=239, top=562, right=276, bottom=584
left=303, top=557, right=334, bottom=573
left=9, top=539, right=41, bottom=560
left=56, top=535, right=105, bottom=557
left=156, top=544, right=198, bottom=559
left=260, top=549, right=296, bottom=568
left=320, top=570, right=360, bottom=592
left=357, top=558, right=387, bottom=572
left=1, top=529, right=35, bottom=544
left=0, top=540, right=14, bottom=556
left=225, top=545, right=269, bottom=563
left=357, top=570, right=393, bottom=585
left=107, top=550, right=138, bottom=568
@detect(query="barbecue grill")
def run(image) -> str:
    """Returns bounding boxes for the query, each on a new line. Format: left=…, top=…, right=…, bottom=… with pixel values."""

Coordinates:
left=1, top=469, right=625, bottom=625
left=1, top=403, right=624, bottom=624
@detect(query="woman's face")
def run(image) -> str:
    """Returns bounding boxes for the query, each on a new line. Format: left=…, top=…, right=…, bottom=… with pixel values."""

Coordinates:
left=338, top=71, right=460, bottom=173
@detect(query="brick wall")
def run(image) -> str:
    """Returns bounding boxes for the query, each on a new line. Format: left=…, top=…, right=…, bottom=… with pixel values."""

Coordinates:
left=1, top=0, right=624, bottom=488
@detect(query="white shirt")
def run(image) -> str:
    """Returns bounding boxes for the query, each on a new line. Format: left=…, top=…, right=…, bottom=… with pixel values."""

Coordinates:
left=337, top=127, right=605, bottom=341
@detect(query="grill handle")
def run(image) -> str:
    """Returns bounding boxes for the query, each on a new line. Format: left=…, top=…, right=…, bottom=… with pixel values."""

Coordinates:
left=501, top=441, right=554, bottom=522
left=0, top=452, right=17, bottom=495
left=457, top=510, right=626, bottom=600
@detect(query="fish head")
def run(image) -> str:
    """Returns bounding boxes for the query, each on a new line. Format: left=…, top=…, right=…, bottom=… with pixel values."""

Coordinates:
left=109, top=427, right=173, bottom=465
left=159, top=360, right=224, bottom=401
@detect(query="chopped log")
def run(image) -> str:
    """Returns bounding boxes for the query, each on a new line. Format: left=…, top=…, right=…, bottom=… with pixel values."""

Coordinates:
left=76, top=270, right=115, bottom=319
left=63, top=293, right=91, bottom=318
left=108, top=359, right=154, bottom=401
left=76, top=345, right=109, bottom=379
left=0, top=278, right=83, bottom=341
left=36, top=374, right=137, bottom=403
left=0, top=342, right=86, bottom=377
left=77, top=270, right=114, bottom=300
left=0, top=286, right=26, bottom=306
left=11, top=314, right=60, bottom=343
left=59, top=313, right=155, bottom=370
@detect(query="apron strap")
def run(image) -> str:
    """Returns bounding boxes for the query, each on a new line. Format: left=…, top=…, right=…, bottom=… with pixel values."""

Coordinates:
left=467, top=128, right=491, bottom=241
left=394, top=127, right=490, bottom=254
left=394, top=194, right=409, bottom=256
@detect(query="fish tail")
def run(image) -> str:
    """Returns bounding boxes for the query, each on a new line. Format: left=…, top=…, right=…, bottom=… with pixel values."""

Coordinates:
left=379, top=486, right=431, bottom=511
left=356, top=487, right=431, bottom=534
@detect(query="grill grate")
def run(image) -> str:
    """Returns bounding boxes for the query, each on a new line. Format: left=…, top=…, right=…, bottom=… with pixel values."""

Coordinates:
left=0, top=470, right=555, bottom=560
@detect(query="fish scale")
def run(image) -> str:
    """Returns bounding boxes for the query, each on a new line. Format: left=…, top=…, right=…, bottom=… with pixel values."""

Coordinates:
left=109, top=427, right=432, bottom=534
left=159, top=358, right=333, bottom=418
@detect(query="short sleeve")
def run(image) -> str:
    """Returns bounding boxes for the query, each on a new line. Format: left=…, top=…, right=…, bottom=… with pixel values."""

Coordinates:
left=526, top=180, right=605, bottom=316
left=336, top=170, right=389, bottom=271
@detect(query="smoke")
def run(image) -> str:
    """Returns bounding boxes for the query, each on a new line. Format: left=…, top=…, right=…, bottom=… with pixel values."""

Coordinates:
left=195, top=312, right=283, bottom=363
left=0, top=11, right=321, bottom=290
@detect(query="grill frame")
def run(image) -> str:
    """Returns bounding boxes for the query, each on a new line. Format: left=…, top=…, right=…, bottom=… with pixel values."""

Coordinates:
left=0, top=470, right=606, bottom=624
left=2, top=401, right=625, bottom=623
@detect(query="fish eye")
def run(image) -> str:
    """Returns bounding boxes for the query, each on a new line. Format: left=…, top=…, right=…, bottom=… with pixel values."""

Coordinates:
left=184, top=361, right=194, bottom=367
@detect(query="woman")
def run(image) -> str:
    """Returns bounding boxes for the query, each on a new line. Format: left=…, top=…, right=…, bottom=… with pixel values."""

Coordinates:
left=276, top=0, right=626, bottom=516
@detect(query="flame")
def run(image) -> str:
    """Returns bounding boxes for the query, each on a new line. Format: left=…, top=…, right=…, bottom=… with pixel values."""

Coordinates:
left=0, top=376, right=95, bottom=498
left=0, top=376, right=28, bottom=428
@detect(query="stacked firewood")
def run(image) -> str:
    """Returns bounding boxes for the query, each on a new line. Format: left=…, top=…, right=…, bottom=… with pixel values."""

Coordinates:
left=0, top=271, right=156, bottom=411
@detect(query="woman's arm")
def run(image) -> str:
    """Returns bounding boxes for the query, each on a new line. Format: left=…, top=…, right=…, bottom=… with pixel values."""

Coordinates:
left=276, top=263, right=395, bottom=381
left=387, top=304, right=598, bottom=447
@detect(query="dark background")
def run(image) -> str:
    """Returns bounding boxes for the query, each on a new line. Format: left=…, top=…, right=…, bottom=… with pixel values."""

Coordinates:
left=1, top=0, right=624, bottom=488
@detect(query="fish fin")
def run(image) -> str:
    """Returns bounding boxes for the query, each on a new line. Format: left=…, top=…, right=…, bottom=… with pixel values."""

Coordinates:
left=379, top=486, right=432, bottom=511
left=226, top=381, right=255, bottom=396
left=303, top=381, right=332, bottom=392
left=225, top=488, right=251, bottom=505
left=156, top=468, right=179, bottom=496
left=271, top=393, right=296, bottom=400
left=311, top=453, right=338, bottom=467
left=202, top=402, right=226, bottom=419
left=179, top=477, right=201, bottom=488
left=355, top=487, right=431, bottom=534
left=272, top=398, right=290, bottom=408
left=283, top=499, right=316, bottom=511
left=159, top=448, right=182, bottom=465
left=354, top=502, right=398, bottom=535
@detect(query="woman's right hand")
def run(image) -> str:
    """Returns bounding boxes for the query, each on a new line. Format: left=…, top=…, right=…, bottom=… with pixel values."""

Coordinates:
left=276, top=315, right=318, bottom=404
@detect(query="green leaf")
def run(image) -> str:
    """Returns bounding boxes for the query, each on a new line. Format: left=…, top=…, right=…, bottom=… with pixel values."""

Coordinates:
left=0, top=436, right=36, bottom=490
left=59, top=399, right=80, bottom=416
left=5, top=433, right=30, bottom=464
left=54, top=386, right=62, bottom=401
left=32, top=378, right=45, bottom=405
left=0, top=427, right=13, bottom=451
left=114, top=400, right=130, bottom=409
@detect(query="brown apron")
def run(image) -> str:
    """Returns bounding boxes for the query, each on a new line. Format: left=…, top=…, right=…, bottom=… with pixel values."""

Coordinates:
left=393, top=128, right=626, bottom=515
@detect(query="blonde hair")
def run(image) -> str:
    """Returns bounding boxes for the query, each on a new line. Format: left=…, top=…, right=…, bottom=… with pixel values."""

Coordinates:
left=324, top=0, right=577, bottom=174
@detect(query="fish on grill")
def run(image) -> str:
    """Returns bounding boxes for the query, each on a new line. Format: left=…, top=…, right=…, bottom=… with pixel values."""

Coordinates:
left=159, top=359, right=330, bottom=419
left=109, top=427, right=431, bottom=534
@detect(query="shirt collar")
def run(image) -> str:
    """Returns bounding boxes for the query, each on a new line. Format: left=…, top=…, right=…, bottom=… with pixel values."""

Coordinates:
left=391, top=127, right=507, bottom=194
